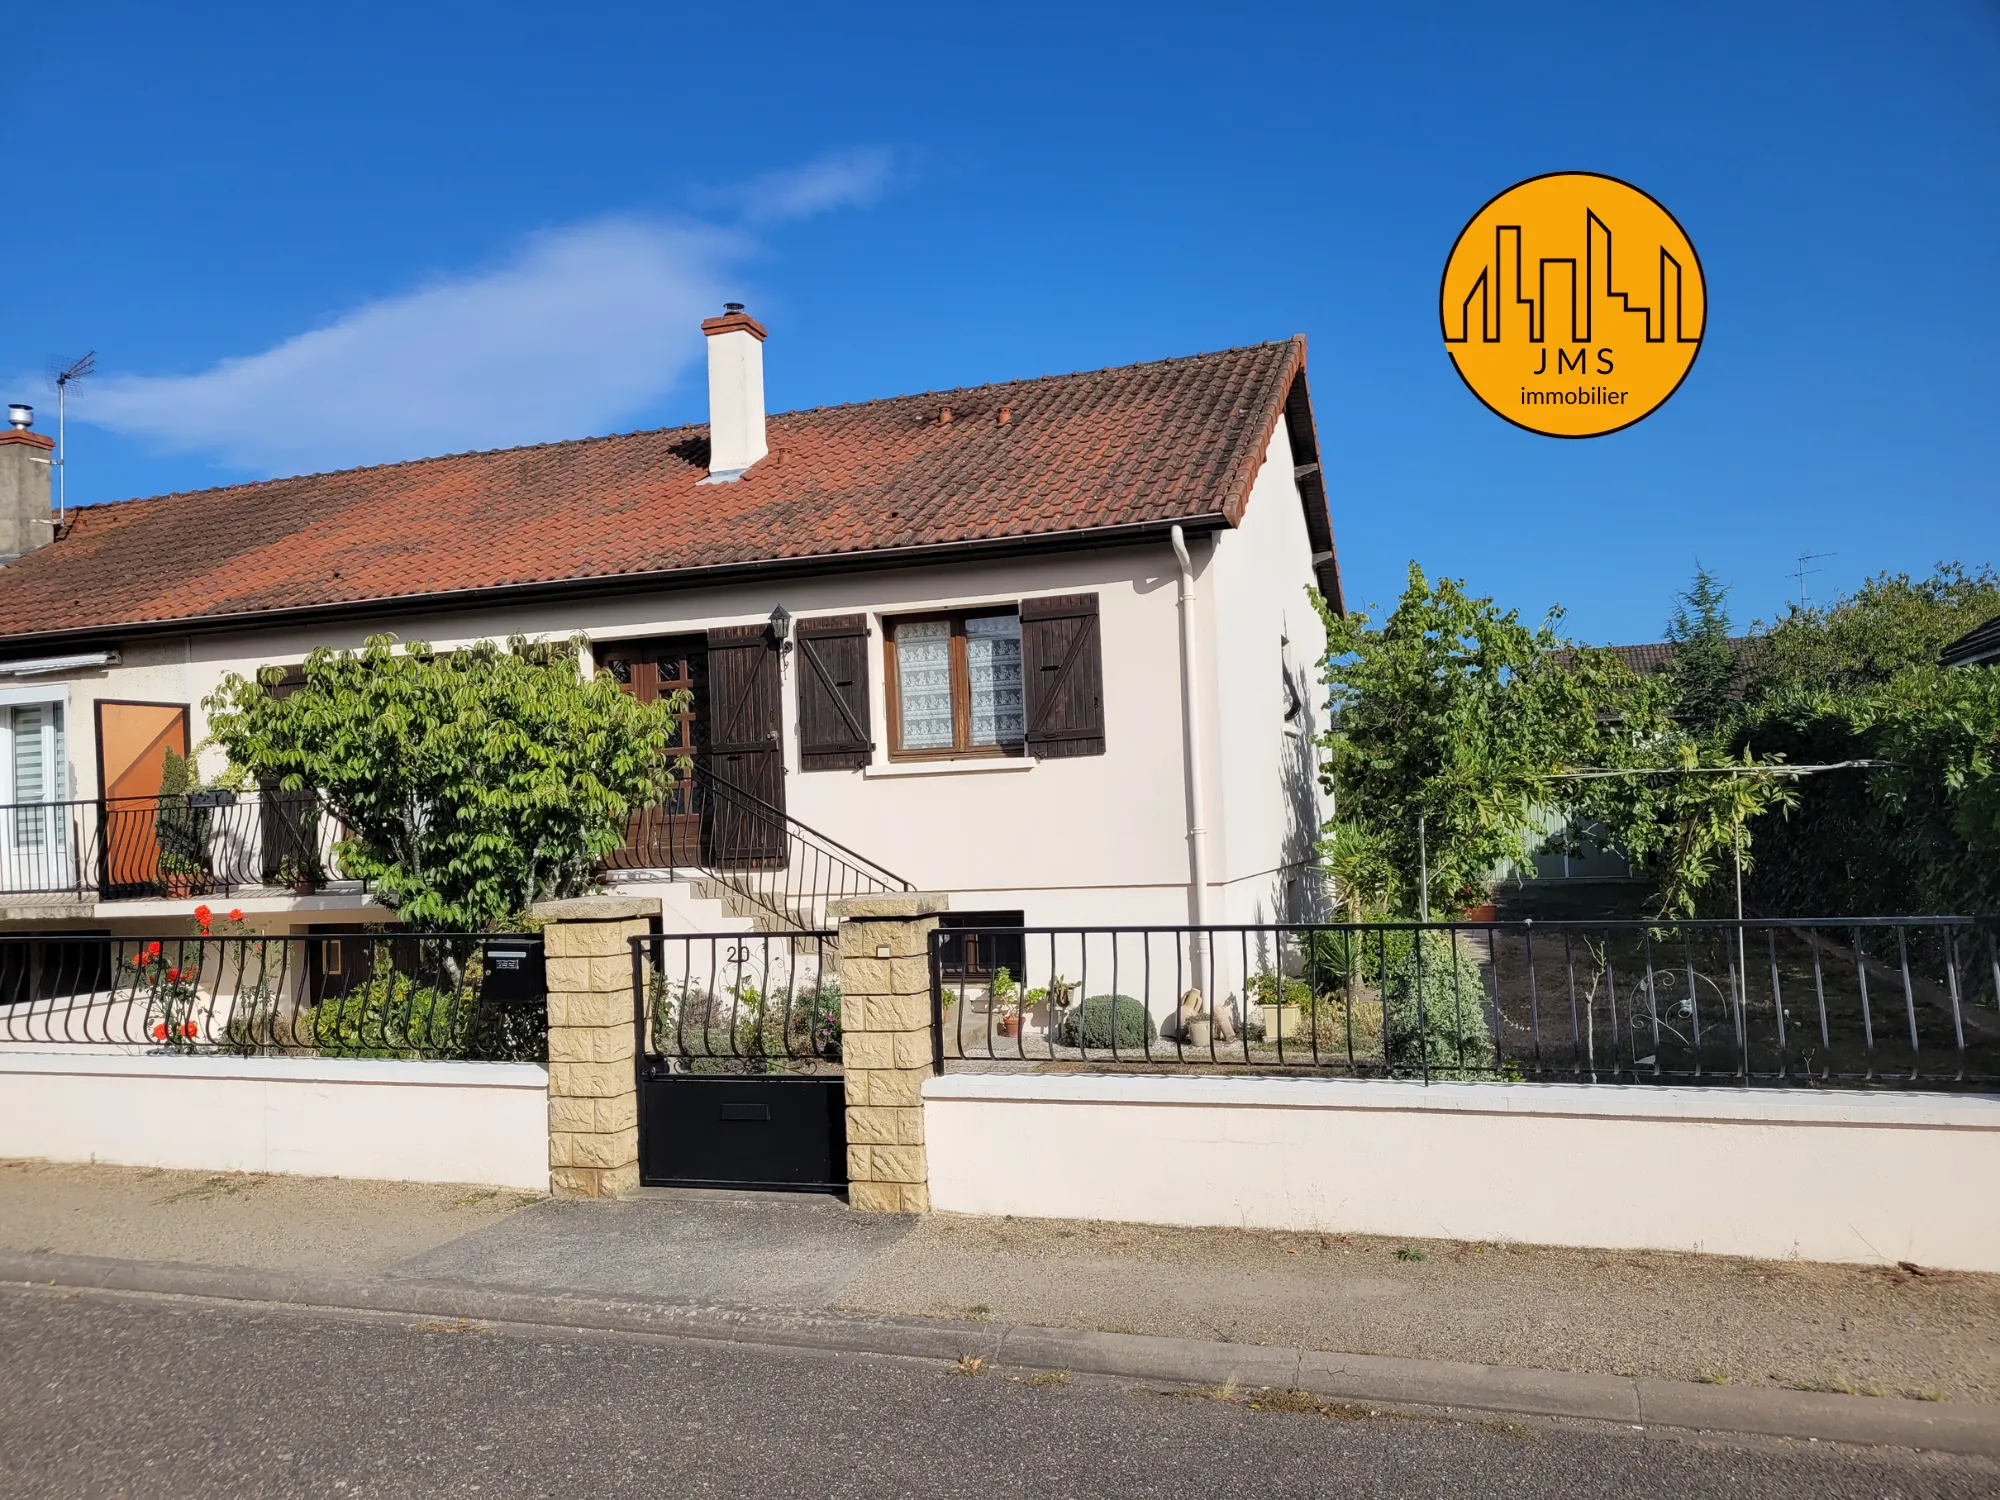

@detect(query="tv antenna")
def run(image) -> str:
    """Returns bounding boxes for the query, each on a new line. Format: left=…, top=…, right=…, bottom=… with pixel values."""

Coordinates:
left=1792, top=551, right=1834, bottom=610
left=51, top=351, right=95, bottom=528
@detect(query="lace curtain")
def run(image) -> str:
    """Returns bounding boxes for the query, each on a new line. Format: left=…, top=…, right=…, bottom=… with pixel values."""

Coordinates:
left=894, top=620, right=955, bottom=749
left=965, top=615, right=1024, bottom=745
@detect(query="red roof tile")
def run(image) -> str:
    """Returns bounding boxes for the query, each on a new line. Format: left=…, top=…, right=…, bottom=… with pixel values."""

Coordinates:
left=0, top=339, right=1338, bottom=644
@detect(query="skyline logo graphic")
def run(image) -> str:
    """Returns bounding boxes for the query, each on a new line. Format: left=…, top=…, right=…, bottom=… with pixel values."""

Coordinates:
left=1439, top=172, right=1706, bottom=438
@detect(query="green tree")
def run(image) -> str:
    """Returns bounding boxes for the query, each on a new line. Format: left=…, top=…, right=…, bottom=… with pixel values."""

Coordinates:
left=1317, top=566, right=1799, bottom=921
left=1735, top=667, right=2000, bottom=917
left=1744, top=563, right=2000, bottom=697
left=1664, top=565, right=1738, bottom=737
left=1718, top=565, right=2000, bottom=917
left=1316, top=565, right=1661, bottom=916
left=205, top=634, right=684, bottom=930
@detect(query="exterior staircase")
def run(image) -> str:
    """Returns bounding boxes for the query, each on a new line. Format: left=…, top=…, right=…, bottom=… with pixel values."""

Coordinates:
left=604, top=762, right=911, bottom=935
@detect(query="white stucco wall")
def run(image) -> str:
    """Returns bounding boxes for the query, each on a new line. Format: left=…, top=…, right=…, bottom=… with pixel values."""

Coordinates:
left=1202, top=414, right=1329, bottom=924
left=5, top=449, right=1333, bottom=934
left=924, top=1073, right=2000, bottom=1273
left=0, top=1051, right=548, bottom=1189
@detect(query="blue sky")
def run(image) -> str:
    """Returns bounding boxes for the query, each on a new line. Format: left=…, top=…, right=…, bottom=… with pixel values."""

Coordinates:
left=4, top=1, right=1995, bottom=645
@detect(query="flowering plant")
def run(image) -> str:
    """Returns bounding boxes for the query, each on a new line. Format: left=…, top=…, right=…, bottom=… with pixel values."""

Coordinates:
left=128, top=941, right=203, bottom=1054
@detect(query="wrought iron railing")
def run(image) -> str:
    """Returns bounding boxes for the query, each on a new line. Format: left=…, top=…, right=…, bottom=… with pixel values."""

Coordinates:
left=605, top=760, right=912, bottom=927
left=0, top=792, right=345, bottom=901
left=634, top=930, right=840, bottom=1074
left=931, top=917, right=2000, bottom=1089
left=0, top=931, right=545, bottom=1060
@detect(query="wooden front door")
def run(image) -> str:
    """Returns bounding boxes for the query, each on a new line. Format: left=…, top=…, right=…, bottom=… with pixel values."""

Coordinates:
left=95, top=700, right=188, bottom=895
left=598, top=637, right=707, bottom=867
left=705, top=625, right=786, bottom=867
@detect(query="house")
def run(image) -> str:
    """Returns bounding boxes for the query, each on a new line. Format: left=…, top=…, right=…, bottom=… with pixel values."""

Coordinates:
left=0, top=312, right=1340, bottom=948
left=1942, top=614, right=2000, bottom=668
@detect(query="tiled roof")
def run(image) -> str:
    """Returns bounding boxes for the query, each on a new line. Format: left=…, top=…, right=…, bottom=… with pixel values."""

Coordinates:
left=1605, top=642, right=1677, bottom=675
left=0, top=339, right=1338, bottom=645
left=1942, top=613, right=2000, bottom=668
left=1565, top=640, right=1752, bottom=676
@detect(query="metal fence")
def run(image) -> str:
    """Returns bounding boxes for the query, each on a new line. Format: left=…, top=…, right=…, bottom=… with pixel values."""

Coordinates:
left=0, top=932, right=546, bottom=1061
left=605, top=762, right=910, bottom=928
left=930, top=918, right=2000, bottom=1089
left=634, top=931, right=841, bottom=1074
left=0, top=791, right=339, bottom=900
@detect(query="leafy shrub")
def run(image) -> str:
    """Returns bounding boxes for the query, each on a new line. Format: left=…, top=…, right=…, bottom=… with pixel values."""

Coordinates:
left=792, top=979, right=842, bottom=1059
left=310, top=973, right=469, bottom=1057
left=649, top=975, right=841, bottom=1067
left=1382, top=932, right=1493, bottom=1078
left=1058, top=994, right=1156, bottom=1050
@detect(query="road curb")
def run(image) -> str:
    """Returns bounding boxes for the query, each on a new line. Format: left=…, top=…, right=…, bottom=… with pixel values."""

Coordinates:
left=3, top=1249, right=1996, bottom=1458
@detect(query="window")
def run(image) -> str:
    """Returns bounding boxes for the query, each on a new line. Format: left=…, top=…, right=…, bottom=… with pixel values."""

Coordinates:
left=885, top=611, right=1026, bottom=758
left=1, top=700, right=66, bottom=860
left=936, top=911, right=1027, bottom=981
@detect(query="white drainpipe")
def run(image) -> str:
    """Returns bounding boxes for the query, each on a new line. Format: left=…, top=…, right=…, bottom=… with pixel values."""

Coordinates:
left=1170, top=526, right=1212, bottom=945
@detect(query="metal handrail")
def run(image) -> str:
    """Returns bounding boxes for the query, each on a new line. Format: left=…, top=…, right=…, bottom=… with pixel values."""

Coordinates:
left=694, top=762, right=913, bottom=892
left=605, top=760, right=912, bottom=925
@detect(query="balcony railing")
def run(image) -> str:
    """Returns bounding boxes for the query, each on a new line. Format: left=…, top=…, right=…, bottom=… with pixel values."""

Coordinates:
left=0, top=792, right=344, bottom=901
left=604, top=760, right=912, bottom=928
left=2, top=767, right=912, bottom=920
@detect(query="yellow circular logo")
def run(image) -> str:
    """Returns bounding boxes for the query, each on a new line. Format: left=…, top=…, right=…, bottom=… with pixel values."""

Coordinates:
left=1440, top=171, right=1706, bottom=437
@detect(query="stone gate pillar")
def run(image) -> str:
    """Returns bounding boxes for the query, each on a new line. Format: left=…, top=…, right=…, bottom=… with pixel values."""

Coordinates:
left=830, top=894, right=947, bottom=1213
left=532, top=895, right=659, bottom=1199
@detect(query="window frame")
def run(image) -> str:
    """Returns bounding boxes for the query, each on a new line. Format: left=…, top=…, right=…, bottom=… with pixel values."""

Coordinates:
left=883, top=607, right=1027, bottom=762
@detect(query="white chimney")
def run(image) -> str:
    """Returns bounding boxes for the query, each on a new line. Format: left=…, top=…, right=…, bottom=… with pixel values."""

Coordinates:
left=699, top=303, right=768, bottom=482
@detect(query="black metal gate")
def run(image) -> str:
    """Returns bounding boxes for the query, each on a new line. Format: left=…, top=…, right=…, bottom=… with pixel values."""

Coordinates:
left=633, top=931, right=846, bottom=1192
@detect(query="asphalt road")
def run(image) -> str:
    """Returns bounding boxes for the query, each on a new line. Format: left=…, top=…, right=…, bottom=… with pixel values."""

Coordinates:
left=1, top=1285, right=1991, bottom=1500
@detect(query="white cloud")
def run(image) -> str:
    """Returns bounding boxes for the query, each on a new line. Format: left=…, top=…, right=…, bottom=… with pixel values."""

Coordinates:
left=732, top=148, right=894, bottom=225
left=81, top=218, right=739, bottom=477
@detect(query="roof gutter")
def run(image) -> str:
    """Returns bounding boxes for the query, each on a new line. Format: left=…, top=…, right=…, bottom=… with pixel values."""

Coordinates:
left=0, top=513, right=1233, bottom=654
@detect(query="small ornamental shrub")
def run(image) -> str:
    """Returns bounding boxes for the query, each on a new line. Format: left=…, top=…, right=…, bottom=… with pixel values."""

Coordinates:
left=1249, top=967, right=1311, bottom=1010
left=311, top=972, right=470, bottom=1058
left=1382, top=932, right=1493, bottom=1078
left=792, top=979, right=842, bottom=1060
left=1058, top=994, right=1156, bottom=1050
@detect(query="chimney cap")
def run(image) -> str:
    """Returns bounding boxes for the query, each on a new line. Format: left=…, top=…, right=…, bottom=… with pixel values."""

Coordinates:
left=6, top=404, right=31, bottom=430
left=701, top=305, right=768, bottom=342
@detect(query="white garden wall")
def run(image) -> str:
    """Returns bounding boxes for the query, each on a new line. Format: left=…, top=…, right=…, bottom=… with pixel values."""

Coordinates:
left=924, top=1073, right=2000, bottom=1273
left=0, top=1052, right=548, bottom=1190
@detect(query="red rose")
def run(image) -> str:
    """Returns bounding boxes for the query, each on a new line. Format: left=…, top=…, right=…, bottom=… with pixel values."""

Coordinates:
left=227, top=909, right=244, bottom=923
left=194, top=905, right=212, bottom=926
left=166, top=968, right=182, bottom=983
left=152, top=1023, right=168, bottom=1040
left=182, top=1022, right=199, bottom=1038
left=147, top=941, right=162, bottom=957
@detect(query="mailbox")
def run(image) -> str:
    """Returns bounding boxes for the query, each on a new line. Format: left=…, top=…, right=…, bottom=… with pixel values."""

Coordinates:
left=479, top=937, right=545, bottom=1006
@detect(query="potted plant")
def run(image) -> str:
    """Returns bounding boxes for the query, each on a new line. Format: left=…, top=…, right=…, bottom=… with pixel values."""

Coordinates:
left=1250, top=967, right=1310, bottom=1042
left=277, top=852, right=325, bottom=896
left=989, top=966, right=1021, bottom=1037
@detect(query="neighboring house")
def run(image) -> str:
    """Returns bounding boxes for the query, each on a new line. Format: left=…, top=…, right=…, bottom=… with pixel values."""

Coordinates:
left=1942, top=613, right=2000, bottom=669
left=0, top=313, right=1340, bottom=941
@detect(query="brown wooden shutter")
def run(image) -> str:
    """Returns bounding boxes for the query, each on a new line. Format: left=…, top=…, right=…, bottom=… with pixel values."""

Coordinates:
left=1021, top=593, right=1106, bottom=758
left=705, top=625, right=786, bottom=831
left=795, top=615, right=873, bottom=771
